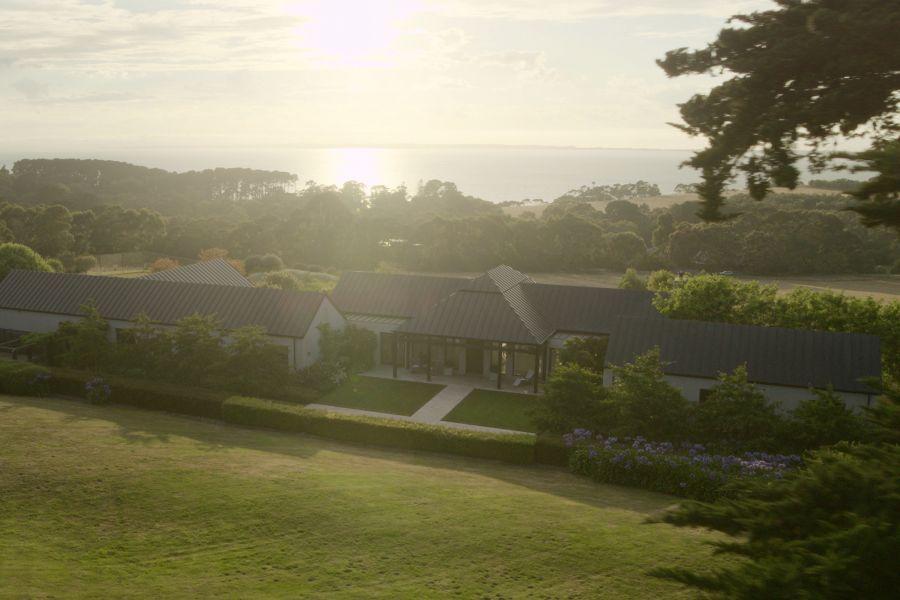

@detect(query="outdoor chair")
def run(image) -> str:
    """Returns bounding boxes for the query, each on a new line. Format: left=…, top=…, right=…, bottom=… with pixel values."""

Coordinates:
left=513, top=369, right=534, bottom=387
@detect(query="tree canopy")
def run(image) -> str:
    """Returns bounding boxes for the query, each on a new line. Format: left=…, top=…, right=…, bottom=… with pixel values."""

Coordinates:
left=659, top=0, right=900, bottom=227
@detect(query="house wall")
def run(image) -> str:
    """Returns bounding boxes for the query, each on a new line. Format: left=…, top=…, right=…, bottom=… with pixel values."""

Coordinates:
left=298, top=298, right=346, bottom=368
left=602, top=370, right=874, bottom=412
left=0, top=306, right=337, bottom=372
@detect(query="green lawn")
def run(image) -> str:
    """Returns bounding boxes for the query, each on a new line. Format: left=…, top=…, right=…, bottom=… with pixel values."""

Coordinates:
left=318, top=376, right=444, bottom=416
left=0, top=395, right=729, bottom=598
left=443, top=388, right=543, bottom=432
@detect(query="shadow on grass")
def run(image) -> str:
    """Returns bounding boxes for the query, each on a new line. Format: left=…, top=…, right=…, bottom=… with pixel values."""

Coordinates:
left=2, top=394, right=677, bottom=515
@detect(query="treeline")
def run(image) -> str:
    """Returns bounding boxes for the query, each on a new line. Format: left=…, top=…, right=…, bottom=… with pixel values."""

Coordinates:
left=0, top=159, right=896, bottom=275
left=0, top=159, right=296, bottom=214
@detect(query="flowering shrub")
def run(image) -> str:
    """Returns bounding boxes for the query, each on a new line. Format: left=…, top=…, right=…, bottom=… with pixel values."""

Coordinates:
left=30, top=371, right=51, bottom=396
left=565, top=429, right=801, bottom=501
left=85, top=377, right=112, bottom=405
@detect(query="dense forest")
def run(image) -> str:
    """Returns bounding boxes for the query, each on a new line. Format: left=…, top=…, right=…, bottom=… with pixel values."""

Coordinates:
left=0, top=159, right=897, bottom=275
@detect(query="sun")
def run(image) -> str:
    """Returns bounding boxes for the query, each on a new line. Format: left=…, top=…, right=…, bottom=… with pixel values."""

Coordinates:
left=295, top=0, right=420, bottom=68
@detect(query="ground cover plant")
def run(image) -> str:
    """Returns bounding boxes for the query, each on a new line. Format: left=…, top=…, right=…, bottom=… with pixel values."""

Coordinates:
left=566, top=430, right=801, bottom=502
left=317, top=376, right=443, bottom=416
left=443, top=389, right=541, bottom=432
left=0, top=394, right=732, bottom=598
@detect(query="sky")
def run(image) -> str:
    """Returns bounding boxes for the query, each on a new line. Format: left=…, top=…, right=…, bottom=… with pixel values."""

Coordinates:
left=0, top=0, right=776, bottom=152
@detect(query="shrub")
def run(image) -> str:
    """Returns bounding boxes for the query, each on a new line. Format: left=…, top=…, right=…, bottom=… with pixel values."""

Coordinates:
left=567, top=430, right=801, bottom=501
left=46, top=258, right=64, bottom=272
left=654, top=443, right=900, bottom=598
left=198, top=247, right=228, bottom=261
left=618, top=268, right=647, bottom=290
left=605, top=348, right=691, bottom=441
left=261, top=270, right=302, bottom=291
left=533, top=363, right=605, bottom=434
left=691, top=365, right=784, bottom=452
left=245, top=253, right=283, bottom=274
left=149, top=257, right=179, bottom=272
left=72, top=255, right=97, bottom=273
left=85, top=377, right=111, bottom=405
left=0, top=361, right=51, bottom=396
left=318, top=323, right=377, bottom=374
left=222, top=396, right=535, bottom=464
left=788, top=387, right=870, bottom=449
left=558, top=336, right=608, bottom=372
left=48, top=367, right=226, bottom=418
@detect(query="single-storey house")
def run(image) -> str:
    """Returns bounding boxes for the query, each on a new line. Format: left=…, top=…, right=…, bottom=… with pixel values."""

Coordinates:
left=332, top=264, right=882, bottom=404
left=0, top=262, right=345, bottom=369
left=604, top=317, right=881, bottom=410
left=330, top=264, right=659, bottom=392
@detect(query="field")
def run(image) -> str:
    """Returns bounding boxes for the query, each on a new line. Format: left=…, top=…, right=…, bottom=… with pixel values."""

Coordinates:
left=0, top=395, right=729, bottom=598
left=443, top=389, right=542, bottom=433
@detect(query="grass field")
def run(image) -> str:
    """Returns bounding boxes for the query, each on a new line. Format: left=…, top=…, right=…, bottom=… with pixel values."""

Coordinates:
left=443, top=389, right=542, bottom=433
left=318, top=376, right=444, bottom=416
left=0, top=395, right=729, bottom=598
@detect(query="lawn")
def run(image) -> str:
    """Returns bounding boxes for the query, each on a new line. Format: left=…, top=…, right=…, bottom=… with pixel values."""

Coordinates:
left=443, top=388, right=543, bottom=432
left=0, top=395, right=729, bottom=598
left=317, top=376, right=444, bottom=416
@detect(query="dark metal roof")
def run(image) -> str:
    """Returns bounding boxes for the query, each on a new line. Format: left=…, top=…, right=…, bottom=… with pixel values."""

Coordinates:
left=523, top=283, right=658, bottom=334
left=330, top=271, right=468, bottom=318
left=397, top=288, right=546, bottom=344
left=140, top=258, right=252, bottom=287
left=0, top=270, right=325, bottom=338
left=605, top=317, right=881, bottom=394
left=466, top=264, right=532, bottom=293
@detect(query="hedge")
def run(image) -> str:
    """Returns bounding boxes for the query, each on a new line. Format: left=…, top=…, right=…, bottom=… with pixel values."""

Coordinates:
left=47, top=367, right=227, bottom=419
left=0, top=361, right=51, bottom=396
left=223, top=396, right=537, bottom=464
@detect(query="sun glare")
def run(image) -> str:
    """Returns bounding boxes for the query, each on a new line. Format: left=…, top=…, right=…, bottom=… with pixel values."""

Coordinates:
left=296, top=0, right=419, bottom=67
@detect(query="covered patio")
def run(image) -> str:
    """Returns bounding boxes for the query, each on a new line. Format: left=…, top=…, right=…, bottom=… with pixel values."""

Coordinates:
left=382, top=333, right=548, bottom=394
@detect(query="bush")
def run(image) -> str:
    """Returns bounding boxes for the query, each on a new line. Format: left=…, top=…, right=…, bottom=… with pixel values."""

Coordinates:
left=46, top=258, right=64, bottom=272
left=691, top=365, right=784, bottom=452
left=618, top=268, right=647, bottom=290
left=654, top=443, right=900, bottom=597
left=85, top=377, right=111, bottom=405
left=0, top=361, right=51, bottom=396
left=48, top=367, right=226, bottom=418
left=533, top=363, right=605, bottom=434
left=558, top=336, right=608, bottom=372
left=72, top=255, right=97, bottom=273
left=788, top=387, right=870, bottom=449
left=605, top=348, right=691, bottom=441
left=222, top=396, right=536, bottom=464
left=244, top=253, right=283, bottom=274
left=318, top=323, right=377, bottom=374
left=567, top=430, right=801, bottom=501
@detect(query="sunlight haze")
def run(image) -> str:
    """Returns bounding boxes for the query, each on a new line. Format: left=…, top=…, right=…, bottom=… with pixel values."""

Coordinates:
left=1, top=0, right=772, bottom=151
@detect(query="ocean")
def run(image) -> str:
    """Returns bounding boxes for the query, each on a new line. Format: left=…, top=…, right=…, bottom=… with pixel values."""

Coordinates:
left=0, top=147, right=698, bottom=203
left=0, top=146, right=845, bottom=203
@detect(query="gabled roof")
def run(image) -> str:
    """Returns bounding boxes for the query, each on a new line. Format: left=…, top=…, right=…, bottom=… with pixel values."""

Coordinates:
left=398, top=266, right=554, bottom=344
left=140, top=258, right=251, bottom=287
left=605, top=317, right=881, bottom=394
left=330, top=271, right=468, bottom=318
left=0, top=270, right=325, bottom=338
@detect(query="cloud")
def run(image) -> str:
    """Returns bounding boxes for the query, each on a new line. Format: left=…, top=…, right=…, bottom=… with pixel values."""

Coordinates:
left=427, top=0, right=772, bottom=21
left=479, top=51, right=554, bottom=80
left=12, top=77, right=49, bottom=100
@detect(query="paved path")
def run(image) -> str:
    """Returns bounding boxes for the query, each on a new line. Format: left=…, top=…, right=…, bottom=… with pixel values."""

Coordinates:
left=410, top=384, right=472, bottom=424
left=305, top=395, right=534, bottom=437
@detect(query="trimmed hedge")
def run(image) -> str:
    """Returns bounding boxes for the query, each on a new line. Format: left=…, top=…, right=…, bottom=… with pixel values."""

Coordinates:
left=223, top=396, right=537, bottom=464
left=47, top=367, right=227, bottom=419
left=0, top=361, right=51, bottom=396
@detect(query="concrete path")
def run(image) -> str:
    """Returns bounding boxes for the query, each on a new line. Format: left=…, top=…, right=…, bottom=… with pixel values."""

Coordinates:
left=305, top=395, right=534, bottom=437
left=410, top=384, right=472, bottom=424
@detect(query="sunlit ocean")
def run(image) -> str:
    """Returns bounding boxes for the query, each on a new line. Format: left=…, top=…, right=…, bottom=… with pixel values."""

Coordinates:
left=2, top=146, right=708, bottom=203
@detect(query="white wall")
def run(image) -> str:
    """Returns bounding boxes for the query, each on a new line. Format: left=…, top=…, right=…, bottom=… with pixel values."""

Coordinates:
left=298, top=297, right=347, bottom=368
left=602, top=370, right=874, bottom=412
left=0, top=308, right=79, bottom=334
